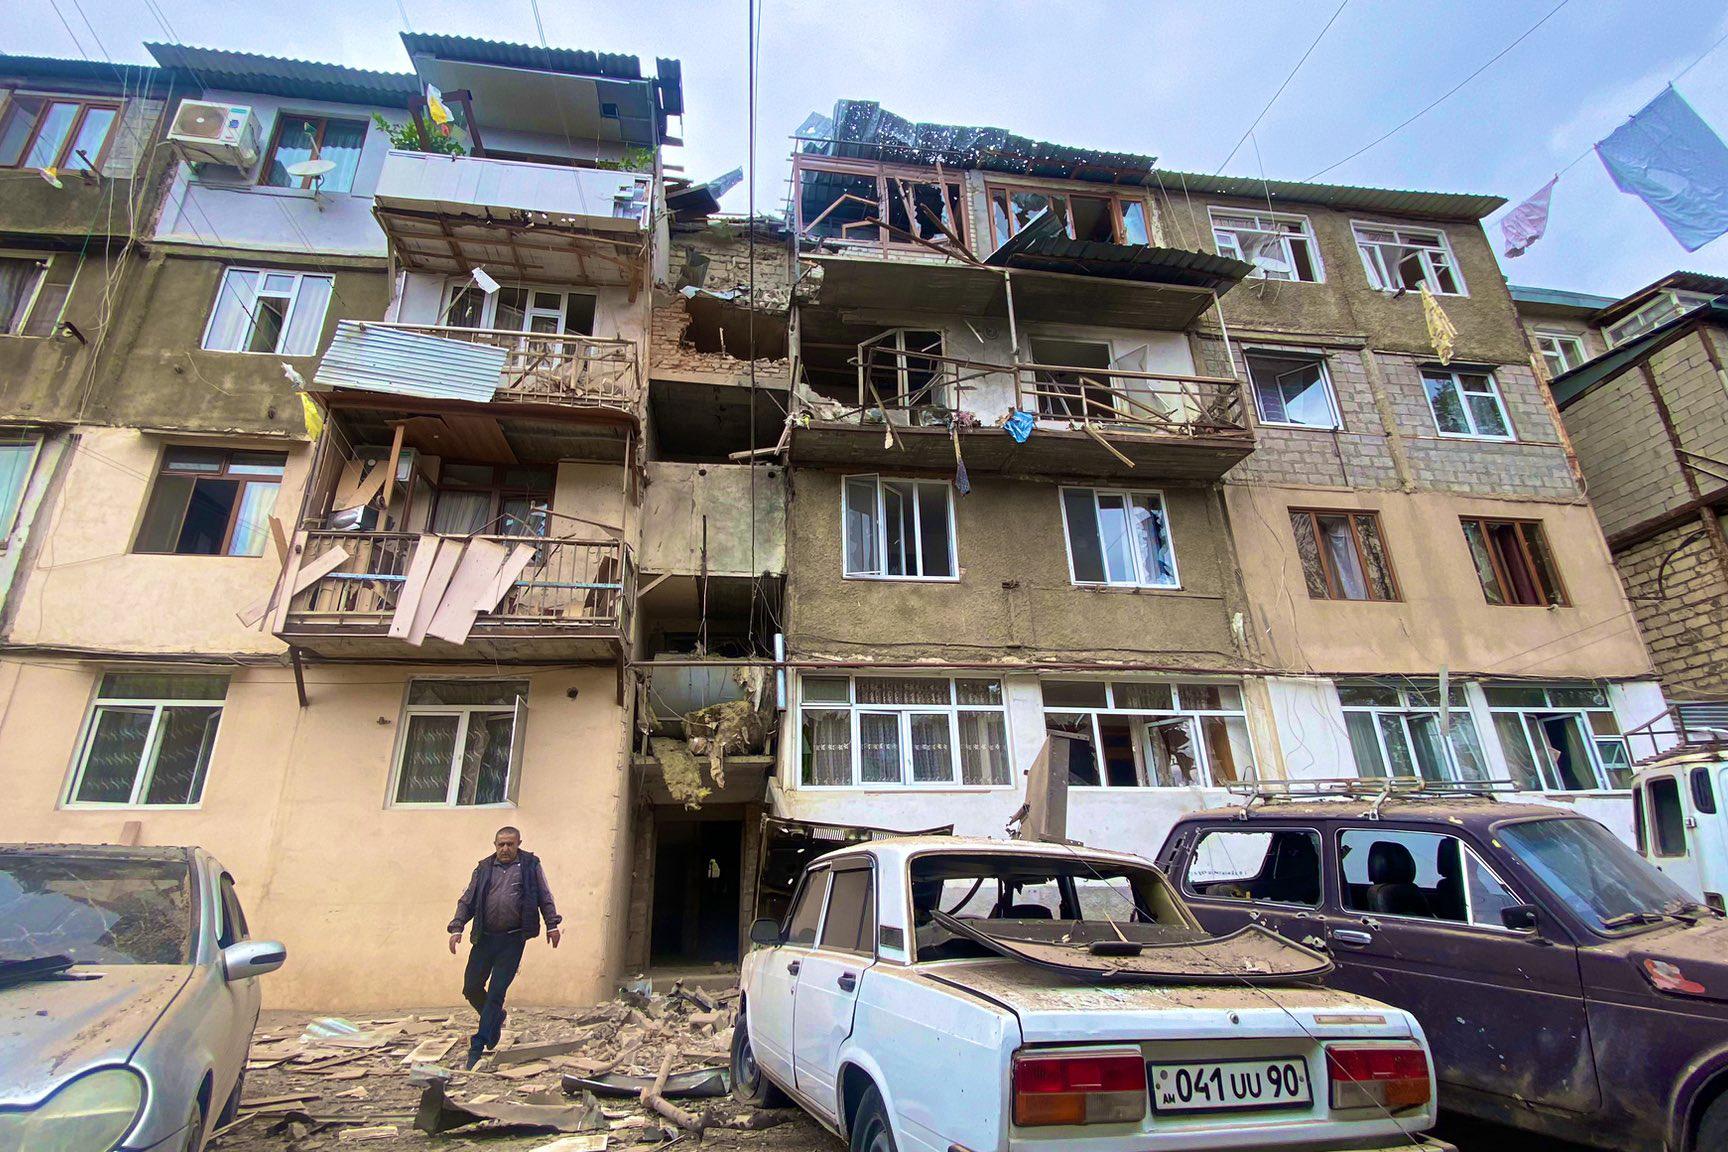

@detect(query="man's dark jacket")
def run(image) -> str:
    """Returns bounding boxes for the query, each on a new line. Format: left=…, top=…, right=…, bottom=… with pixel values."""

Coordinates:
left=447, top=850, right=561, bottom=942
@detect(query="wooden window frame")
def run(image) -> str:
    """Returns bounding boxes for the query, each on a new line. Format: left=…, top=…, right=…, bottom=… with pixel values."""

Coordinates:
left=428, top=462, right=554, bottom=537
left=259, top=112, right=367, bottom=191
left=792, top=155, right=968, bottom=251
left=1290, top=508, right=1401, bottom=602
left=985, top=181, right=1153, bottom=250
left=134, top=446, right=287, bottom=558
left=1461, top=517, right=1569, bottom=607
left=0, top=95, right=121, bottom=171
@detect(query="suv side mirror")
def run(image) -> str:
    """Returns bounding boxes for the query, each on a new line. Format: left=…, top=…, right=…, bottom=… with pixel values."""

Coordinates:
left=749, top=918, right=783, bottom=947
left=1501, top=904, right=1539, bottom=932
left=223, top=940, right=287, bottom=981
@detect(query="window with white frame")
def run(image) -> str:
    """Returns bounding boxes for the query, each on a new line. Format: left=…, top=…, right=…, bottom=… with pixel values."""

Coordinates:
left=67, top=673, right=228, bottom=807
left=1483, top=682, right=1630, bottom=792
left=1339, top=680, right=1489, bottom=783
left=1245, top=351, right=1340, bottom=428
left=0, top=432, right=42, bottom=542
left=202, top=268, right=333, bottom=355
left=1603, top=290, right=1716, bottom=348
left=799, top=675, right=1010, bottom=788
left=1353, top=223, right=1464, bottom=295
left=442, top=282, right=597, bottom=336
left=843, top=475, right=956, bottom=579
left=1210, top=209, right=1322, bottom=282
left=1060, top=487, right=1177, bottom=587
left=1041, top=679, right=1253, bottom=788
left=1422, top=367, right=1513, bottom=440
left=0, top=252, right=76, bottom=337
left=1534, top=330, right=1588, bottom=378
left=392, top=680, right=528, bottom=807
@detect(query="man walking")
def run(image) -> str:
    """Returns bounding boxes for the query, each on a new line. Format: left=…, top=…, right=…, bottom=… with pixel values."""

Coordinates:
left=448, top=826, right=561, bottom=1068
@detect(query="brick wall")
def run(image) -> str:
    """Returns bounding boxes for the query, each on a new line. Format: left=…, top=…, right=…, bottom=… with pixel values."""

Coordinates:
left=652, top=226, right=793, bottom=377
left=1563, top=365, right=1691, bottom=537
left=1615, top=515, right=1728, bottom=698
left=1652, top=326, right=1728, bottom=469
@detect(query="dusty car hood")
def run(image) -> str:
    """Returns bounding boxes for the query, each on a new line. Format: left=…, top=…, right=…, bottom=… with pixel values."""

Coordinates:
left=0, top=966, right=189, bottom=1104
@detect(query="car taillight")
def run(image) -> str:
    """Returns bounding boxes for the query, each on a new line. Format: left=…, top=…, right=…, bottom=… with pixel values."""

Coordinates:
left=1325, top=1045, right=1430, bottom=1112
left=1012, top=1049, right=1146, bottom=1127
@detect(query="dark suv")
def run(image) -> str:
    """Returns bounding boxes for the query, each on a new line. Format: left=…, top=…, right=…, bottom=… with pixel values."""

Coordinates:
left=1155, top=790, right=1728, bottom=1152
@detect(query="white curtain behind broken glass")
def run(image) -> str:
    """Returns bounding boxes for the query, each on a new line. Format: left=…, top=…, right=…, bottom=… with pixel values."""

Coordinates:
left=1352, top=223, right=1463, bottom=295
left=1210, top=210, right=1322, bottom=282
left=1061, top=487, right=1177, bottom=587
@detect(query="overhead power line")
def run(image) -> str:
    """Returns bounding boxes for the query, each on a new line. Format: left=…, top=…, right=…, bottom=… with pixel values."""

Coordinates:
left=1309, top=0, right=1571, bottom=180
left=1213, top=0, right=1350, bottom=175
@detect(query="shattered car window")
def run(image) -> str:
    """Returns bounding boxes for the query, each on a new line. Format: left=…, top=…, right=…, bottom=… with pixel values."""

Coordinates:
left=0, top=855, right=193, bottom=965
left=1499, top=818, right=1693, bottom=932
left=909, top=852, right=1187, bottom=962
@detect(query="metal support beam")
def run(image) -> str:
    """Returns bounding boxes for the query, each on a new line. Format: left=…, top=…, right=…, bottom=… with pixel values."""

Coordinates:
left=290, top=646, right=309, bottom=708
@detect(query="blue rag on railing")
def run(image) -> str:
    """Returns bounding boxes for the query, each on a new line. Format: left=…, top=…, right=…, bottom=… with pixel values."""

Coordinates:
left=1003, top=409, right=1037, bottom=443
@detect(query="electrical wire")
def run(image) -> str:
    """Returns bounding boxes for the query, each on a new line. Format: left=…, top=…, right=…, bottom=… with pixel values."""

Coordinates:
left=1213, top=0, right=1350, bottom=175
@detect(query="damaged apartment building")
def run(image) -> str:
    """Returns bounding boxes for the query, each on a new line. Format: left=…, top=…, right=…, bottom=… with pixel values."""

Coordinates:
left=739, top=100, right=1665, bottom=860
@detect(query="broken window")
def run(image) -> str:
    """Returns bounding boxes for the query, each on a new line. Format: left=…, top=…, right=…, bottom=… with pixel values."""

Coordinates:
left=1028, top=337, right=1116, bottom=420
left=1061, top=487, right=1177, bottom=588
left=1184, top=829, right=1322, bottom=906
left=863, top=329, right=945, bottom=407
left=1423, top=368, right=1512, bottom=440
left=442, top=282, right=597, bottom=336
left=0, top=432, right=41, bottom=541
left=1534, top=330, right=1588, bottom=377
left=794, top=158, right=967, bottom=250
left=1461, top=517, right=1565, bottom=607
left=0, top=251, right=77, bottom=336
left=1338, top=680, right=1486, bottom=783
left=1289, top=509, right=1397, bottom=601
left=884, top=176, right=967, bottom=245
left=1603, top=290, right=1715, bottom=347
left=0, top=95, right=119, bottom=171
left=203, top=268, right=333, bottom=355
left=988, top=183, right=1153, bottom=249
left=1039, top=679, right=1252, bottom=788
left=429, top=463, right=553, bottom=538
left=1246, top=352, right=1339, bottom=428
left=1352, top=222, right=1463, bottom=295
left=392, top=680, right=529, bottom=807
left=67, top=673, right=229, bottom=807
left=1483, top=682, right=1627, bottom=791
left=135, top=446, right=286, bottom=557
left=0, top=854, right=192, bottom=965
left=1337, top=829, right=1519, bottom=928
left=843, top=475, right=955, bottom=579
left=1648, top=776, right=1687, bottom=858
left=798, top=166, right=882, bottom=245
left=1211, top=210, right=1321, bottom=282
left=797, top=674, right=1009, bottom=789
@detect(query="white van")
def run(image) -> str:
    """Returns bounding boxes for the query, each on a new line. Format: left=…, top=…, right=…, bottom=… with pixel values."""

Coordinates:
left=1632, top=748, right=1728, bottom=912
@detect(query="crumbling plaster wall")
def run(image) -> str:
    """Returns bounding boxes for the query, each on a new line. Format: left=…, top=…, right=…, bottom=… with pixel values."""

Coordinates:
left=784, top=470, right=1246, bottom=668
left=651, top=225, right=792, bottom=380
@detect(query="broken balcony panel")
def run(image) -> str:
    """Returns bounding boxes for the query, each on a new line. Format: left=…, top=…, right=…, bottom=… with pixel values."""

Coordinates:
left=375, top=150, right=652, bottom=232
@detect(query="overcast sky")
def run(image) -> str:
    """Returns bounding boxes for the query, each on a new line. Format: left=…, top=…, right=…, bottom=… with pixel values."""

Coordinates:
left=11, top=0, right=1728, bottom=297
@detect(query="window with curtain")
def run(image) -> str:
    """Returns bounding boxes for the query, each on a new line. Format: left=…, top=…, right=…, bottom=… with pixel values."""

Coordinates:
left=134, top=446, right=286, bottom=557
left=798, top=675, right=1009, bottom=788
left=1339, top=680, right=1487, bottom=783
left=261, top=114, right=367, bottom=193
left=1483, top=682, right=1628, bottom=791
left=67, top=673, right=229, bottom=806
left=1211, top=210, right=1322, bottom=282
left=1289, top=509, right=1397, bottom=601
left=1246, top=352, right=1339, bottom=428
left=1461, top=518, right=1566, bottom=606
left=1352, top=222, right=1464, bottom=295
left=1061, top=487, right=1178, bottom=587
left=203, top=268, right=334, bottom=355
left=429, top=464, right=553, bottom=538
left=392, top=680, right=528, bottom=806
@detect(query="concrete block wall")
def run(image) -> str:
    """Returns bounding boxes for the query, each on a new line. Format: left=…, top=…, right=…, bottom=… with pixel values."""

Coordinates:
left=1650, top=327, right=1728, bottom=468
left=1615, top=516, right=1728, bottom=698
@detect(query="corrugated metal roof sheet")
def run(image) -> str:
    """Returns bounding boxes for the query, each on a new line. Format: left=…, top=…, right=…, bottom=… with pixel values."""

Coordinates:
left=313, top=321, right=506, bottom=403
left=1550, top=300, right=1728, bottom=408
left=1155, top=169, right=1506, bottom=221
left=1509, top=284, right=1619, bottom=312
left=400, top=33, right=644, bottom=81
left=144, top=43, right=419, bottom=106
left=1592, top=270, right=1728, bottom=325
left=0, top=54, right=163, bottom=89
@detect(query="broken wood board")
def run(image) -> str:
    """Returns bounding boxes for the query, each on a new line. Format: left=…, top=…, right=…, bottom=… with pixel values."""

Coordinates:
left=496, top=1061, right=553, bottom=1080
left=425, top=536, right=511, bottom=643
left=495, top=1036, right=597, bottom=1065
left=404, top=536, right=465, bottom=645
left=401, top=1036, right=457, bottom=1065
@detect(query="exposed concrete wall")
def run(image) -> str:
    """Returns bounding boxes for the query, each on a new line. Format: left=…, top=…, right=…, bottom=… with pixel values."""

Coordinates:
left=785, top=471, right=1245, bottom=668
left=0, top=659, right=631, bottom=1008
left=1224, top=483, right=1653, bottom=679
left=640, top=461, right=785, bottom=576
left=1613, top=515, right=1728, bottom=699
left=3, top=427, right=309, bottom=654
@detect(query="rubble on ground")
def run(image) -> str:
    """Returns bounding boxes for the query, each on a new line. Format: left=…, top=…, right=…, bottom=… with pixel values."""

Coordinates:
left=210, top=979, right=826, bottom=1152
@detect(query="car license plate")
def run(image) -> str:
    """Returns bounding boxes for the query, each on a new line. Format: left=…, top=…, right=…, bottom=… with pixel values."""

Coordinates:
left=1148, top=1057, right=1311, bottom=1113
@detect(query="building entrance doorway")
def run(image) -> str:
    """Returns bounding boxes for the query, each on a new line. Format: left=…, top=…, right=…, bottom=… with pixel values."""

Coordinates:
left=649, top=815, right=742, bottom=965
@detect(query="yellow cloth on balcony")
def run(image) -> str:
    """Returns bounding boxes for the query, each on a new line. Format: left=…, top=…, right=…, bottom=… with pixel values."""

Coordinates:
left=299, top=392, right=324, bottom=440
left=1420, top=283, right=1458, bottom=365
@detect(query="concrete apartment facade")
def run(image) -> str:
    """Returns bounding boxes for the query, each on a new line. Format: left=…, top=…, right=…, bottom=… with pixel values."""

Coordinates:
left=1513, top=275, right=1728, bottom=719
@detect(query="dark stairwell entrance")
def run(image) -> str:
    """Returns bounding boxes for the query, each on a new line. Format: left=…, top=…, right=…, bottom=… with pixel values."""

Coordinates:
left=649, top=815, right=743, bottom=965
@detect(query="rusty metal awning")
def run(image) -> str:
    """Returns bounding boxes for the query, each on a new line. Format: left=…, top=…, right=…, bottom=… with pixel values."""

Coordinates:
left=313, top=320, right=506, bottom=403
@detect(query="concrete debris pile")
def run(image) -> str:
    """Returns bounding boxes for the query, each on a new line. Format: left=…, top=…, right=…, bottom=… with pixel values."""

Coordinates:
left=210, top=982, right=810, bottom=1152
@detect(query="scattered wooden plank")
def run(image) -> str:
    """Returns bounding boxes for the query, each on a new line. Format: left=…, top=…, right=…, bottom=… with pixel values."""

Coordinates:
left=241, top=1092, right=321, bottom=1109
left=496, top=1037, right=594, bottom=1065
left=402, top=1036, right=457, bottom=1065
left=497, top=1061, right=552, bottom=1080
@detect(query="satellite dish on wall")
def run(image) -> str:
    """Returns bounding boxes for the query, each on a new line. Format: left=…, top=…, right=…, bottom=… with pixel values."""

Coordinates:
left=286, top=158, right=337, bottom=180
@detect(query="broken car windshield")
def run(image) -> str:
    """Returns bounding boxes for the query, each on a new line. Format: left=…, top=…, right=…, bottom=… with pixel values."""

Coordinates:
left=1499, top=818, right=1694, bottom=933
left=0, top=855, right=193, bottom=965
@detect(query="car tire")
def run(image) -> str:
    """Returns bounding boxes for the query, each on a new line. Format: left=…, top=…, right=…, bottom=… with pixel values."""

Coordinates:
left=180, top=1097, right=205, bottom=1152
left=1698, top=1093, right=1728, bottom=1152
left=730, top=1011, right=789, bottom=1108
left=849, top=1084, right=897, bottom=1152
left=217, top=1052, right=246, bottom=1128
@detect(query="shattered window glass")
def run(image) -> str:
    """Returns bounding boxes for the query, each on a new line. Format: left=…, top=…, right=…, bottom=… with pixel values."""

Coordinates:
left=884, top=177, right=965, bottom=245
left=798, top=167, right=880, bottom=244
left=990, top=188, right=1067, bottom=245
left=1353, top=224, right=1462, bottom=295
left=1212, top=211, right=1320, bottom=282
left=0, top=854, right=193, bottom=965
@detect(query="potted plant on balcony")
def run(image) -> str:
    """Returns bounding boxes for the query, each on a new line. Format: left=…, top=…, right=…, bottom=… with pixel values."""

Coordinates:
left=372, top=114, right=466, bottom=156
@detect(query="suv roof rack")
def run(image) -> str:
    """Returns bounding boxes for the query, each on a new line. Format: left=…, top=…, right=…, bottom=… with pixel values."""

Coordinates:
left=1223, top=777, right=1521, bottom=820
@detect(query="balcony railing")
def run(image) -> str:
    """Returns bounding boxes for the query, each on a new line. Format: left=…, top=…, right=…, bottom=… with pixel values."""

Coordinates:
left=372, top=323, right=640, bottom=409
left=281, top=530, right=633, bottom=640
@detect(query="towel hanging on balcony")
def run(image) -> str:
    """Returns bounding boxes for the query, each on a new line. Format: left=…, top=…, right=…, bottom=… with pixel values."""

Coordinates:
left=1003, top=409, right=1036, bottom=443
left=1420, top=284, right=1458, bottom=366
left=951, top=424, right=971, bottom=495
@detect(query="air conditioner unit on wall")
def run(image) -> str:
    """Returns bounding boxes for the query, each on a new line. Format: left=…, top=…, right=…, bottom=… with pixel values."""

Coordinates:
left=167, top=99, right=260, bottom=169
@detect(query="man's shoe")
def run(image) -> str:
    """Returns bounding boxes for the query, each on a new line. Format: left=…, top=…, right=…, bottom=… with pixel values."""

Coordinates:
left=464, top=1047, right=484, bottom=1071
left=485, top=1010, right=507, bottom=1050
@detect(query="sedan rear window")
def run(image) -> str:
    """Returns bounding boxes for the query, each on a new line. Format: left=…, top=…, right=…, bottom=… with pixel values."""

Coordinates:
left=0, top=854, right=193, bottom=965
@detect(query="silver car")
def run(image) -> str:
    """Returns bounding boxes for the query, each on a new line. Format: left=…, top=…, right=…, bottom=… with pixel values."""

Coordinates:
left=0, top=844, right=285, bottom=1151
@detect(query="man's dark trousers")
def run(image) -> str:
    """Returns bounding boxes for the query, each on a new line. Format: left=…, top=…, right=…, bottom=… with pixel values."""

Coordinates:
left=462, top=932, right=526, bottom=1054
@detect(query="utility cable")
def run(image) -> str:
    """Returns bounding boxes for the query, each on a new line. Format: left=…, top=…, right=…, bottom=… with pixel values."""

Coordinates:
left=1213, top=0, right=1350, bottom=175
